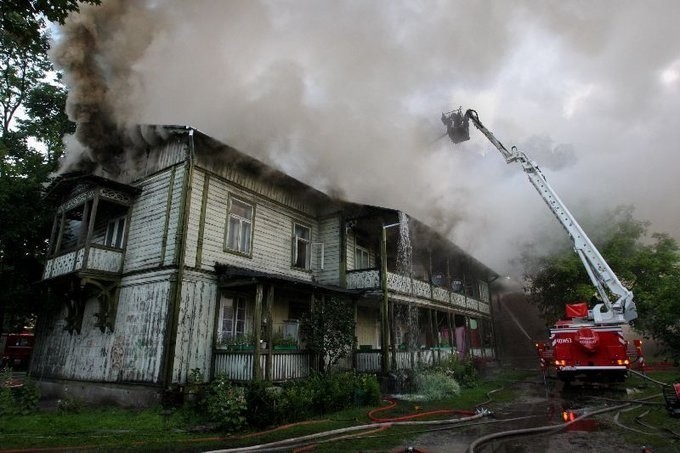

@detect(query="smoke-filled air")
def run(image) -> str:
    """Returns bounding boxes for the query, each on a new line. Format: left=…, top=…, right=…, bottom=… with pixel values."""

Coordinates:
left=50, top=0, right=680, bottom=277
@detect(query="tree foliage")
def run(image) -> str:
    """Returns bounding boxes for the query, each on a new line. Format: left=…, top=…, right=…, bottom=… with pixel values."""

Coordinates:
left=300, top=296, right=356, bottom=374
left=521, top=206, right=680, bottom=359
left=0, top=0, right=96, bottom=331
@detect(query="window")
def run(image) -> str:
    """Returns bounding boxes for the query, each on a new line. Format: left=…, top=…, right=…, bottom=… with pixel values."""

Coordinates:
left=217, top=295, right=247, bottom=343
left=293, top=223, right=311, bottom=269
left=105, top=217, right=126, bottom=248
left=355, top=245, right=370, bottom=269
left=225, top=197, right=253, bottom=254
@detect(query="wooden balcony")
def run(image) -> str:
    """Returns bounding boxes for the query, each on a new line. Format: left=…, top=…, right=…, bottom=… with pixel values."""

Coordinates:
left=345, top=270, right=490, bottom=315
left=43, top=245, right=124, bottom=280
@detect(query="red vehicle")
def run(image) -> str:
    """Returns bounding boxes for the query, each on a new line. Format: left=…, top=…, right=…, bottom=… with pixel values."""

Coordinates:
left=443, top=109, right=641, bottom=384
left=535, top=303, right=644, bottom=383
left=1, top=331, right=35, bottom=370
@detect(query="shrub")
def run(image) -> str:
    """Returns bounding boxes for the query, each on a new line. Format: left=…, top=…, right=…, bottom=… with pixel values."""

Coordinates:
left=245, top=380, right=282, bottom=428
left=414, top=371, right=461, bottom=401
left=0, top=369, right=40, bottom=415
left=203, top=375, right=246, bottom=432
left=433, top=356, right=479, bottom=388
left=277, top=379, right=315, bottom=422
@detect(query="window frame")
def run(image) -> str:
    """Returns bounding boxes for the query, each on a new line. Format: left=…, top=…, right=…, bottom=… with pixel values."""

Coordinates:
left=292, top=222, right=312, bottom=270
left=104, top=216, right=127, bottom=249
left=224, top=195, right=255, bottom=257
left=216, top=295, right=248, bottom=345
left=354, top=244, right=371, bottom=270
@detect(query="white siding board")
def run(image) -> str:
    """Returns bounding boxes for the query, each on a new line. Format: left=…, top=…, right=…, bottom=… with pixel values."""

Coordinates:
left=172, top=271, right=218, bottom=384
left=31, top=271, right=173, bottom=384
left=162, top=167, right=186, bottom=266
left=196, top=174, right=319, bottom=281
left=125, top=167, right=184, bottom=271
left=316, top=216, right=341, bottom=285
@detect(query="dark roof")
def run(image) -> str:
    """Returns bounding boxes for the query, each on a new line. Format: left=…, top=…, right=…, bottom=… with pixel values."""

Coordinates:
left=44, top=172, right=141, bottom=202
left=214, top=263, right=363, bottom=296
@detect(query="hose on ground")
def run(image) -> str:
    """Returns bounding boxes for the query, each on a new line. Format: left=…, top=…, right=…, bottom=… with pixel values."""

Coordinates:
left=368, top=397, right=476, bottom=422
left=629, top=369, right=673, bottom=387
left=466, top=402, right=632, bottom=453
left=207, top=412, right=486, bottom=452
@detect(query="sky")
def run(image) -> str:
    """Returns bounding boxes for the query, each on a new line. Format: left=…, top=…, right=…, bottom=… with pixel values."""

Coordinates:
left=51, top=0, right=680, bottom=277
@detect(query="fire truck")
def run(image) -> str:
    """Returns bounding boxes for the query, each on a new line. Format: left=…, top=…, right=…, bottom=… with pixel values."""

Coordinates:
left=441, top=108, right=644, bottom=383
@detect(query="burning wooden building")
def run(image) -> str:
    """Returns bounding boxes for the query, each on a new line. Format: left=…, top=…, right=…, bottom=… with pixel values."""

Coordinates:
left=33, top=126, right=497, bottom=405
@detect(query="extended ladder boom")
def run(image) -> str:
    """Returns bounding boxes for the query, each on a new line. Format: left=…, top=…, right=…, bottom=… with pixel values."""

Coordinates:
left=442, top=109, right=637, bottom=324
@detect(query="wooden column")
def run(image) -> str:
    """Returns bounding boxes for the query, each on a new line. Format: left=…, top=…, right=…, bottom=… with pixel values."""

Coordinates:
left=48, top=213, right=60, bottom=258
left=78, top=200, right=91, bottom=246
left=252, top=283, right=264, bottom=381
left=446, top=312, right=454, bottom=349
left=265, top=285, right=274, bottom=381
left=54, top=211, right=66, bottom=256
left=81, top=195, right=99, bottom=270
left=380, top=226, right=390, bottom=373
left=389, top=301, right=396, bottom=370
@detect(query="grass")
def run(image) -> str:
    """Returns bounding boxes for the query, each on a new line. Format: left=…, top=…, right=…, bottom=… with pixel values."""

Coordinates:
left=0, top=371, right=523, bottom=452
left=4, top=368, right=676, bottom=452
left=602, top=370, right=680, bottom=452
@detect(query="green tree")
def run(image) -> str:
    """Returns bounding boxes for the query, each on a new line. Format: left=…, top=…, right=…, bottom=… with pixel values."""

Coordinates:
left=300, top=296, right=356, bottom=374
left=521, top=206, right=680, bottom=359
left=0, top=0, right=97, bottom=332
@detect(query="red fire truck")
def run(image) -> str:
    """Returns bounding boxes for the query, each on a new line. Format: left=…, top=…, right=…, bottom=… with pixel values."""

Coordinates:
left=442, top=108, right=643, bottom=383
left=1, top=331, right=35, bottom=370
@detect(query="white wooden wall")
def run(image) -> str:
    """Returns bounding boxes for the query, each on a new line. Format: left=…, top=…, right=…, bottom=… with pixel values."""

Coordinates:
left=171, top=270, right=218, bottom=384
left=124, top=165, right=186, bottom=271
left=31, top=270, right=173, bottom=384
left=316, top=215, right=341, bottom=284
left=185, top=168, right=327, bottom=283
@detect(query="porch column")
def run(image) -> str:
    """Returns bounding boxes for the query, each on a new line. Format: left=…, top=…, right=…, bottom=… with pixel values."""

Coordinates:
left=380, top=226, right=390, bottom=373
left=446, top=312, right=454, bottom=349
left=48, top=213, right=59, bottom=258
left=352, top=298, right=358, bottom=370
left=389, top=301, right=396, bottom=371
left=78, top=200, right=91, bottom=246
left=54, top=211, right=66, bottom=256
left=265, top=285, right=274, bottom=381
left=81, top=195, right=99, bottom=269
left=253, top=283, right=264, bottom=381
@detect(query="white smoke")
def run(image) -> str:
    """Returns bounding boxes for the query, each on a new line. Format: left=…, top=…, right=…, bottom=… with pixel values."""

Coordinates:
left=52, top=0, right=680, bottom=277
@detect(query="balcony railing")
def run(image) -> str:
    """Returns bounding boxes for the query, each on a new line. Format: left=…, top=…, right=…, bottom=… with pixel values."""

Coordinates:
left=213, top=346, right=495, bottom=381
left=43, top=245, right=124, bottom=280
left=213, top=350, right=311, bottom=382
left=346, top=270, right=490, bottom=314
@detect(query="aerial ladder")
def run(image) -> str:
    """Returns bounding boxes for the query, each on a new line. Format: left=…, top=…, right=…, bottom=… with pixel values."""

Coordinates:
left=441, top=108, right=642, bottom=382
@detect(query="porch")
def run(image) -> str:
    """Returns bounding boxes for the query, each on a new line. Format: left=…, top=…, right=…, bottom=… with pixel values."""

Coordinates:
left=212, top=346, right=495, bottom=382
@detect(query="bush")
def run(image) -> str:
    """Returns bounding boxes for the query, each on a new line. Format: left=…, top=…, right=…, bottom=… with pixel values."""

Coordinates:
left=0, top=369, right=40, bottom=415
left=414, top=371, right=461, bottom=400
left=245, top=380, right=282, bottom=428
left=203, top=375, right=246, bottom=432
left=306, top=371, right=381, bottom=414
left=278, top=379, right=315, bottom=422
left=242, top=371, right=381, bottom=428
left=433, top=356, right=479, bottom=388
